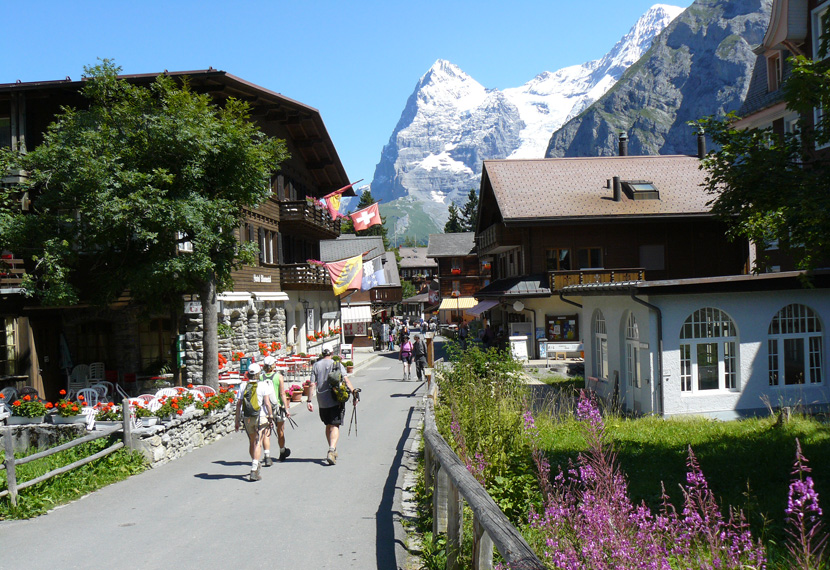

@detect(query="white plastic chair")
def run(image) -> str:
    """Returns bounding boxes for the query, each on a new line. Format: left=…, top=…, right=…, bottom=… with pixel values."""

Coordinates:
left=191, top=385, right=216, bottom=396
left=136, top=394, right=156, bottom=404
left=69, top=364, right=90, bottom=393
left=88, top=362, right=105, bottom=383
left=188, top=389, right=206, bottom=402
left=89, top=383, right=110, bottom=400
left=145, top=397, right=163, bottom=413
left=76, top=388, right=100, bottom=407
left=155, top=388, right=179, bottom=399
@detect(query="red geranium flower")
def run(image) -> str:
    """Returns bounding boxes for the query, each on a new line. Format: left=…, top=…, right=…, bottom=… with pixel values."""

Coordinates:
left=13, top=400, right=21, bottom=406
left=176, top=409, right=183, bottom=415
left=59, top=389, right=67, bottom=395
left=23, top=394, right=31, bottom=401
left=171, top=403, right=179, bottom=409
left=45, top=402, right=54, bottom=409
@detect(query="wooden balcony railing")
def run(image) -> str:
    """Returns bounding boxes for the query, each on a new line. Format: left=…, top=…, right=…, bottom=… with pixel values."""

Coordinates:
left=278, top=263, right=330, bottom=290
left=371, top=287, right=402, bottom=304
left=279, top=201, right=341, bottom=238
left=549, top=268, right=645, bottom=291
left=476, top=223, right=521, bottom=254
left=0, top=256, right=25, bottom=289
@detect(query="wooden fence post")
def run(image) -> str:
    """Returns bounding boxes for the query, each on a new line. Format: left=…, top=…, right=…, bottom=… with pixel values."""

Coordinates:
left=122, top=397, right=133, bottom=451
left=473, top=515, right=494, bottom=570
left=4, top=427, right=18, bottom=507
left=447, top=479, right=463, bottom=570
left=433, top=463, right=449, bottom=535
left=424, top=444, right=434, bottom=492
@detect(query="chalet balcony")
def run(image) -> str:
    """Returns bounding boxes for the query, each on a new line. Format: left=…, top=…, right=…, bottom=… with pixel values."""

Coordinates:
left=549, top=268, right=645, bottom=291
left=371, top=286, right=402, bottom=304
left=278, top=263, right=331, bottom=290
left=0, top=256, right=25, bottom=291
left=476, top=223, right=522, bottom=255
left=279, top=200, right=341, bottom=239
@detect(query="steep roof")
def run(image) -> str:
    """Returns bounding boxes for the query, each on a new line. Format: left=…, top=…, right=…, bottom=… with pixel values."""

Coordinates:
left=320, top=234, right=385, bottom=262
left=398, top=247, right=438, bottom=269
left=426, top=232, right=476, bottom=257
left=481, top=155, right=713, bottom=224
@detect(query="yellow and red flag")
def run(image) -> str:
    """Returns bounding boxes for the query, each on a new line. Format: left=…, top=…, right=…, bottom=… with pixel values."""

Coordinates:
left=325, top=254, right=364, bottom=296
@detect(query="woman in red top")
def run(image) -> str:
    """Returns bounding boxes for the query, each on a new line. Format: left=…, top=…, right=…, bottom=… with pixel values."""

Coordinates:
left=399, top=335, right=413, bottom=381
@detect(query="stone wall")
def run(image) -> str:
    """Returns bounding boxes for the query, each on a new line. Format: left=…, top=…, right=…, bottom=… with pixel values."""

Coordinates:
left=130, top=409, right=235, bottom=467
left=0, top=424, right=87, bottom=453
left=182, top=301, right=287, bottom=383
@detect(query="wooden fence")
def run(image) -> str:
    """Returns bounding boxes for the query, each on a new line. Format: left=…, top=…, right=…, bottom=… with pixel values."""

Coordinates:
left=422, top=398, right=545, bottom=570
left=1, top=399, right=134, bottom=507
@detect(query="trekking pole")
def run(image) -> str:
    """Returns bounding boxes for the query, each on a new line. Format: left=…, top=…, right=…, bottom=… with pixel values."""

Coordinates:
left=348, top=388, right=361, bottom=436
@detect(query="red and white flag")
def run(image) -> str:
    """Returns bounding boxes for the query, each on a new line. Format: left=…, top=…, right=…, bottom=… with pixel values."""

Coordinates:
left=349, top=202, right=381, bottom=232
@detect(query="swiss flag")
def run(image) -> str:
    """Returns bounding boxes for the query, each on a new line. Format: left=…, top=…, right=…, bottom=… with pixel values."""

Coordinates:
left=350, top=202, right=381, bottom=231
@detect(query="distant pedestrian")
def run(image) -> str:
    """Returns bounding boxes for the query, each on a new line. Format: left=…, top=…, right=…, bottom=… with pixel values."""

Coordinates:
left=399, top=335, right=413, bottom=381
left=412, top=333, right=428, bottom=382
left=307, top=349, right=356, bottom=465
left=459, top=322, right=469, bottom=350
left=261, top=355, right=291, bottom=464
left=388, top=331, right=395, bottom=351
left=235, top=363, right=277, bottom=481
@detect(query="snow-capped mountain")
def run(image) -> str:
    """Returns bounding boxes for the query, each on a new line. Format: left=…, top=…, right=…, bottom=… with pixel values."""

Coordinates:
left=370, top=4, right=685, bottom=241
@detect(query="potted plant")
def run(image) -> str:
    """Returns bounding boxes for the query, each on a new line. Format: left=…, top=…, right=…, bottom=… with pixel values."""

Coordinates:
left=133, top=404, right=158, bottom=427
left=52, top=389, right=86, bottom=424
left=302, top=379, right=312, bottom=397
left=6, top=393, right=50, bottom=424
left=344, top=361, right=354, bottom=374
left=154, top=396, right=184, bottom=421
left=333, top=355, right=342, bottom=363
left=94, top=402, right=123, bottom=427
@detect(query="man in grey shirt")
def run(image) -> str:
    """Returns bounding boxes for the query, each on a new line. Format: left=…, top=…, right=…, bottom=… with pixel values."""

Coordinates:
left=306, top=349, right=356, bottom=465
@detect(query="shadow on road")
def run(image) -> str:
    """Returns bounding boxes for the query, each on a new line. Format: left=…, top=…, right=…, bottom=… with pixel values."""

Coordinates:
left=376, top=406, right=416, bottom=569
left=390, top=382, right=425, bottom=398
left=194, top=472, right=248, bottom=481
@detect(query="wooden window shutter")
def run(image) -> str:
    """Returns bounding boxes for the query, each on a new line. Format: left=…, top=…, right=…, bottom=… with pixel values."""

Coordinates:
left=277, top=232, right=283, bottom=264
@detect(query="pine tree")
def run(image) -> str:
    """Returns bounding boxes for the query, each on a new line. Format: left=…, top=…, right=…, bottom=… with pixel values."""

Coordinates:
left=460, top=188, right=479, bottom=231
left=342, top=189, right=391, bottom=250
left=444, top=203, right=464, bottom=233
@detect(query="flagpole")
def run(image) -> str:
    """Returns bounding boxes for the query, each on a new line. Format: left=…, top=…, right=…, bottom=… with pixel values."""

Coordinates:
left=324, top=179, right=364, bottom=199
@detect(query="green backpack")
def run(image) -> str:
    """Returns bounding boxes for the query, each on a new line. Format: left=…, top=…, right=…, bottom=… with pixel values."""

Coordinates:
left=327, top=364, right=351, bottom=403
left=241, top=381, right=261, bottom=417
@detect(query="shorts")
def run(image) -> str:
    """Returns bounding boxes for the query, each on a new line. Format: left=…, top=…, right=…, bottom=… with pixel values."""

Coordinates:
left=400, top=354, right=412, bottom=364
left=243, top=416, right=269, bottom=436
left=319, top=404, right=346, bottom=426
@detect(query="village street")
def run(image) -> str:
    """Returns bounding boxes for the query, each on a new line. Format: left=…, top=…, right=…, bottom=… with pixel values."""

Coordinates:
left=0, top=350, right=432, bottom=570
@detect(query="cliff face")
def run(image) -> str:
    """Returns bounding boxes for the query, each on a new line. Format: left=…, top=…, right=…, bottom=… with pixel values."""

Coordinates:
left=545, top=0, right=772, bottom=158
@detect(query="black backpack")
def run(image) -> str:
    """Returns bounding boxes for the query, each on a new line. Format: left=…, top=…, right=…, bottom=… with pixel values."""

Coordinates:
left=327, top=363, right=351, bottom=403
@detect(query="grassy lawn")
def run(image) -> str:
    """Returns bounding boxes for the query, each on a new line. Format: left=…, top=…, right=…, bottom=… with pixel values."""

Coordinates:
left=0, top=435, right=147, bottom=519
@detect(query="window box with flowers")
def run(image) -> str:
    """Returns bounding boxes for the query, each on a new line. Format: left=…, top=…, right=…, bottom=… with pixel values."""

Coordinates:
left=133, top=404, right=159, bottom=427
left=94, top=402, right=123, bottom=427
left=6, top=393, right=50, bottom=424
left=51, top=389, right=86, bottom=424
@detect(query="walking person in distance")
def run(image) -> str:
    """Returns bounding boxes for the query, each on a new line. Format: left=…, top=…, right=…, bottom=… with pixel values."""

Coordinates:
left=234, top=363, right=277, bottom=481
left=307, top=349, right=356, bottom=465
left=261, top=355, right=291, bottom=464
left=399, top=334, right=413, bottom=381
left=412, top=333, right=428, bottom=383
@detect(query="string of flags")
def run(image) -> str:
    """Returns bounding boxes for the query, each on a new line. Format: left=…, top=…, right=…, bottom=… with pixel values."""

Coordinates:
left=307, top=251, right=387, bottom=296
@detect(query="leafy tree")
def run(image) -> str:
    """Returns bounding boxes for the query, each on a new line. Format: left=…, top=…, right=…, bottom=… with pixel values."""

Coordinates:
left=459, top=188, right=479, bottom=232
left=0, top=60, right=288, bottom=388
left=401, top=279, right=416, bottom=300
left=698, top=23, right=830, bottom=272
left=444, top=203, right=464, bottom=233
left=341, top=189, right=391, bottom=250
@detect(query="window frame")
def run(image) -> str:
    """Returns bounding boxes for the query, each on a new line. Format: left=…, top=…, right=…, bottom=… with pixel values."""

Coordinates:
left=679, top=307, right=740, bottom=394
left=1, top=317, right=17, bottom=376
left=625, top=312, right=641, bottom=388
left=767, top=303, right=823, bottom=387
left=593, top=310, right=608, bottom=381
left=545, top=248, right=572, bottom=272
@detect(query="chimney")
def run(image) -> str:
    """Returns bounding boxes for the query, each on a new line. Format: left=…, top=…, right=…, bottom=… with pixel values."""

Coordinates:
left=618, top=132, right=628, bottom=156
left=613, top=176, right=621, bottom=202
left=697, top=128, right=706, bottom=159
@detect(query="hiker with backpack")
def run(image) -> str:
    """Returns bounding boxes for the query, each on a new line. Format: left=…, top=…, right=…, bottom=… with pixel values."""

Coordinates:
left=399, top=334, right=413, bottom=381
left=261, top=355, right=291, bottom=464
left=412, top=333, right=428, bottom=383
left=307, top=349, right=356, bottom=465
left=234, top=362, right=278, bottom=481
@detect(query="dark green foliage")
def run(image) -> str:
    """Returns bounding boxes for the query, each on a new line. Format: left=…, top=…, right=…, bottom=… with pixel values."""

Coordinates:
left=443, top=203, right=464, bottom=233
left=459, top=188, right=479, bottom=232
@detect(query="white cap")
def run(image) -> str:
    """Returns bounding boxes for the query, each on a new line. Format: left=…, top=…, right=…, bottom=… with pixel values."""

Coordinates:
left=247, top=363, right=262, bottom=376
left=263, top=356, right=276, bottom=366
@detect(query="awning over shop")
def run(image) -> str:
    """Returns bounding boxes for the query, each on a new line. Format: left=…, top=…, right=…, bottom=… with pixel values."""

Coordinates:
left=465, top=300, right=499, bottom=316
left=438, top=297, right=477, bottom=311
left=342, top=305, right=372, bottom=323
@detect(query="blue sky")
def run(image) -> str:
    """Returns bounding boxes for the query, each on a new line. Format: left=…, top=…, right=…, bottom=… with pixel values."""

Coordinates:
left=4, top=0, right=693, bottom=189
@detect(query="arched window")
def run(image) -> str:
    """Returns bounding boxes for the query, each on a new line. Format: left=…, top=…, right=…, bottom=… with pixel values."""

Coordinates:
left=679, top=308, right=739, bottom=392
left=593, top=311, right=608, bottom=380
left=626, top=313, right=641, bottom=388
left=768, top=304, right=823, bottom=386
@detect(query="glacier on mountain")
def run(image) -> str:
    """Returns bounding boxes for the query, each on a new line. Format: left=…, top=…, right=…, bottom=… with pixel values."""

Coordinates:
left=370, top=4, right=685, bottom=241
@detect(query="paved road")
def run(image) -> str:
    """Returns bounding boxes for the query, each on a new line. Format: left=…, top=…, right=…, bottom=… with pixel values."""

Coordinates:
left=0, top=351, right=428, bottom=570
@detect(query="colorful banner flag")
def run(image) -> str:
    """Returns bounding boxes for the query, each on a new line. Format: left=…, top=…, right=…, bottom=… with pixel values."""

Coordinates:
left=361, top=255, right=388, bottom=290
left=325, top=254, right=364, bottom=296
left=325, top=194, right=348, bottom=220
left=350, top=202, right=381, bottom=231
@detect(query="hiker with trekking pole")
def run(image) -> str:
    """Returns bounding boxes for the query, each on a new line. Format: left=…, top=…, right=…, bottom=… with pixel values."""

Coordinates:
left=307, top=349, right=357, bottom=465
left=261, top=355, right=292, bottom=464
left=234, top=363, right=278, bottom=482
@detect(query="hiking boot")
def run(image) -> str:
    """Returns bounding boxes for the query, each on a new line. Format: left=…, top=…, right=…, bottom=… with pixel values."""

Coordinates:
left=263, top=455, right=273, bottom=467
left=326, top=449, right=337, bottom=465
left=279, top=448, right=291, bottom=462
left=249, top=467, right=261, bottom=481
